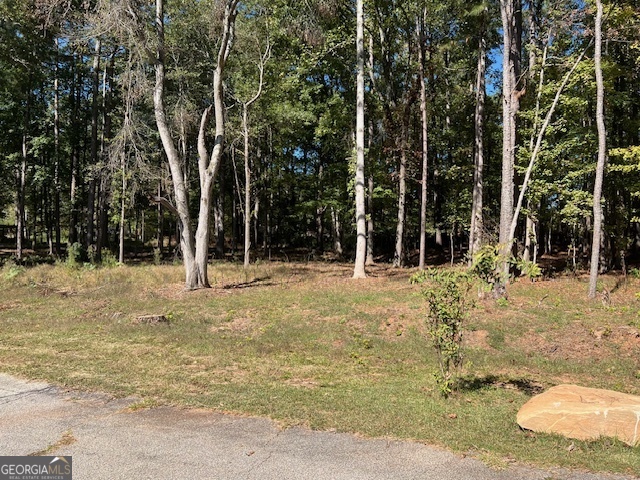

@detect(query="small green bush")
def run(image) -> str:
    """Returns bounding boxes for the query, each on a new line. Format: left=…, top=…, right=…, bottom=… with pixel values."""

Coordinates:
left=469, top=244, right=504, bottom=289
left=3, top=261, right=25, bottom=281
left=515, top=257, right=542, bottom=281
left=66, top=242, right=86, bottom=268
left=101, top=250, right=119, bottom=268
left=412, top=268, right=473, bottom=398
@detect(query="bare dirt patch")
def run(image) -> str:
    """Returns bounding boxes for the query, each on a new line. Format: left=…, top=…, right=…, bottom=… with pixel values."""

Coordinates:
left=514, top=321, right=640, bottom=361
left=463, top=330, right=492, bottom=350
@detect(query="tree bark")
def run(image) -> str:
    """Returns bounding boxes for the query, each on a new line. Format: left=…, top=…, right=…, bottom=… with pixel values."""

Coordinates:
left=118, top=154, right=126, bottom=264
left=353, top=0, right=367, bottom=279
left=16, top=105, right=28, bottom=261
left=496, top=0, right=522, bottom=294
left=155, top=0, right=198, bottom=287
left=214, top=183, right=225, bottom=258
left=499, top=0, right=520, bottom=246
left=53, top=38, right=61, bottom=255
left=393, top=140, right=407, bottom=268
left=365, top=172, right=374, bottom=265
left=157, top=181, right=164, bottom=254
left=97, top=50, right=114, bottom=261
left=469, top=10, right=486, bottom=263
left=69, top=53, right=80, bottom=247
left=588, top=0, right=607, bottom=298
left=243, top=105, right=252, bottom=269
left=86, top=38, right=101, bottom=250
left=418, top=10, right=429, bottom=270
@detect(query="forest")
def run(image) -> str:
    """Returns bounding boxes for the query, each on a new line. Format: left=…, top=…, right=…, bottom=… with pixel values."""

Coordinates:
left=0, top=0, right=639, bottom=290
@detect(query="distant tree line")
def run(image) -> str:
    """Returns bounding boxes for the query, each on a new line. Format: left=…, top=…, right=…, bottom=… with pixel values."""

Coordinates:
left=0, top=0, right=638, bottom=291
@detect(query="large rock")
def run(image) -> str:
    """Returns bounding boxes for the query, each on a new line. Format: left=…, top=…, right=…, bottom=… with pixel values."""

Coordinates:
left=517, top=384, right=640, bottom=446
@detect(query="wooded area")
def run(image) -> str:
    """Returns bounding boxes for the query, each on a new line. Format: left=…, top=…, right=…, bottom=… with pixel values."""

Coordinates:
left=0, top=0, right=639, bottom=290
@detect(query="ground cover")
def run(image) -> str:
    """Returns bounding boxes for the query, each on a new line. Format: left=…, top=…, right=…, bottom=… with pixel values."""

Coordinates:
left=0, top=261, right=638, bottom=475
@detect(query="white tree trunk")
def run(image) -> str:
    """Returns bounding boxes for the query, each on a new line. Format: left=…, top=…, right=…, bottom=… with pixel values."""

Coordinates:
left=119, top=157, right=126, bottom=264
left=331, top=206, right=343, bottom=257
left=393, top=146, right=407, bottom=268
left=214, top=186, right=224, bottom=258
left=154, top=0, right=198, bottom=288
left=353, top=0, right=367, bottom=279
left=243, top=105, right=251, bottom=269
left=154, top=0, right=238, bottom=289
left=523, top=209, right=533, bottom=262
left=588, top=0, right=607, bottom=298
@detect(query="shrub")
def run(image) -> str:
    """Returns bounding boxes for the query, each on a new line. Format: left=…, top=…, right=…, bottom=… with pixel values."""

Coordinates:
left=469, top=244, right=504, bottom=290
left=66, top=242, right=87, bottom=268
left=515, top=257, right=542, bottom=281
left=412, top=268, right=473, bottom=398
left=101, top=250, right=119, bottom=268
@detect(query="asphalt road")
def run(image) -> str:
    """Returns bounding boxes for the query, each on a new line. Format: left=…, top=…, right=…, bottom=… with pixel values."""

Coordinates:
left=0, top=374, right=637, bottom=480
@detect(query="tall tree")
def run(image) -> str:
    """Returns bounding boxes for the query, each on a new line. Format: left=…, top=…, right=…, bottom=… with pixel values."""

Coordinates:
left=497, top=0, right=522, bottom=293
left=237, top=32, right=270, bottom=269
left=154, top=0, right=239, bottom=289
left=418, top=7, right=429, bottom=270
left=353, top=0, right=367, bottom=278
left=588, top=0, right=607, bottom=298
left=468, top=2, right=487, bottom=262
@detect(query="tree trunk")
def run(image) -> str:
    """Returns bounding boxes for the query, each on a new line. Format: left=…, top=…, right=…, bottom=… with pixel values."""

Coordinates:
left=588, top=0, right=607, bottom=298
left=53, top=38, right=61, bottom=255
left=16, top=117, right=27, bottom=261
left=239, top=38, right=268, bottom=268
left=118, top=157, right=126, bottom=264
left=469, top=11, right=486, bottom=263
left=353, top=0, right=367, bottom=279
left=154, top=0, right=199, bottom=287
left=69, top=53, right=80, bottom=247
left=331, top=206, right=343, bottom=257
left=498, top=0, right=521, bottom=250
left=496, top=0, right=522, bottom=295
left=154, top=0, right=238, bottom=289
left=365, top=173, right=374, bottom=265
left=393, top=143, right=407, bottom=268
left=214, top=183, right=225, bottom=258
left=86, top=38, right=101, bottom=250
left=418, top=10, right=429, bottom=270
left=315, top=163, right=324, bottom=252
left=97, top=51, right=114, bottom=261
left=243, top=105, right=252, bottom=269
left=523, top=205, right=534, bottom=262
left=157, top=181, right=164, bottom=253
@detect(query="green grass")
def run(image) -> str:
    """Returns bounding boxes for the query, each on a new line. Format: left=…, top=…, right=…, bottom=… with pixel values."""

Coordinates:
left=0, top=261, right=639, bottom=475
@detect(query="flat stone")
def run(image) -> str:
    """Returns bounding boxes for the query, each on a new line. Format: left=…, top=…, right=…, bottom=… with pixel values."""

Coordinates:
left=517, top=384, right=640, bottom=446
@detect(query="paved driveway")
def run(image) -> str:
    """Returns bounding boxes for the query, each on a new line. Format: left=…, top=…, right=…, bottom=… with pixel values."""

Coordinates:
left=0, top=374, right=637, bottom=480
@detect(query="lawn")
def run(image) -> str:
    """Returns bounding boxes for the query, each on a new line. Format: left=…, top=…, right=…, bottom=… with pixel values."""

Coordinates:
left=0, top=260, right=638, bottom=475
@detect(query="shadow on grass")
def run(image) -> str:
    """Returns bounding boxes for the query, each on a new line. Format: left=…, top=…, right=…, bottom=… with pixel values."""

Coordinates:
left=222, top=276, right=274, bottom=289
left=457, top=375, right=546, bottom=396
